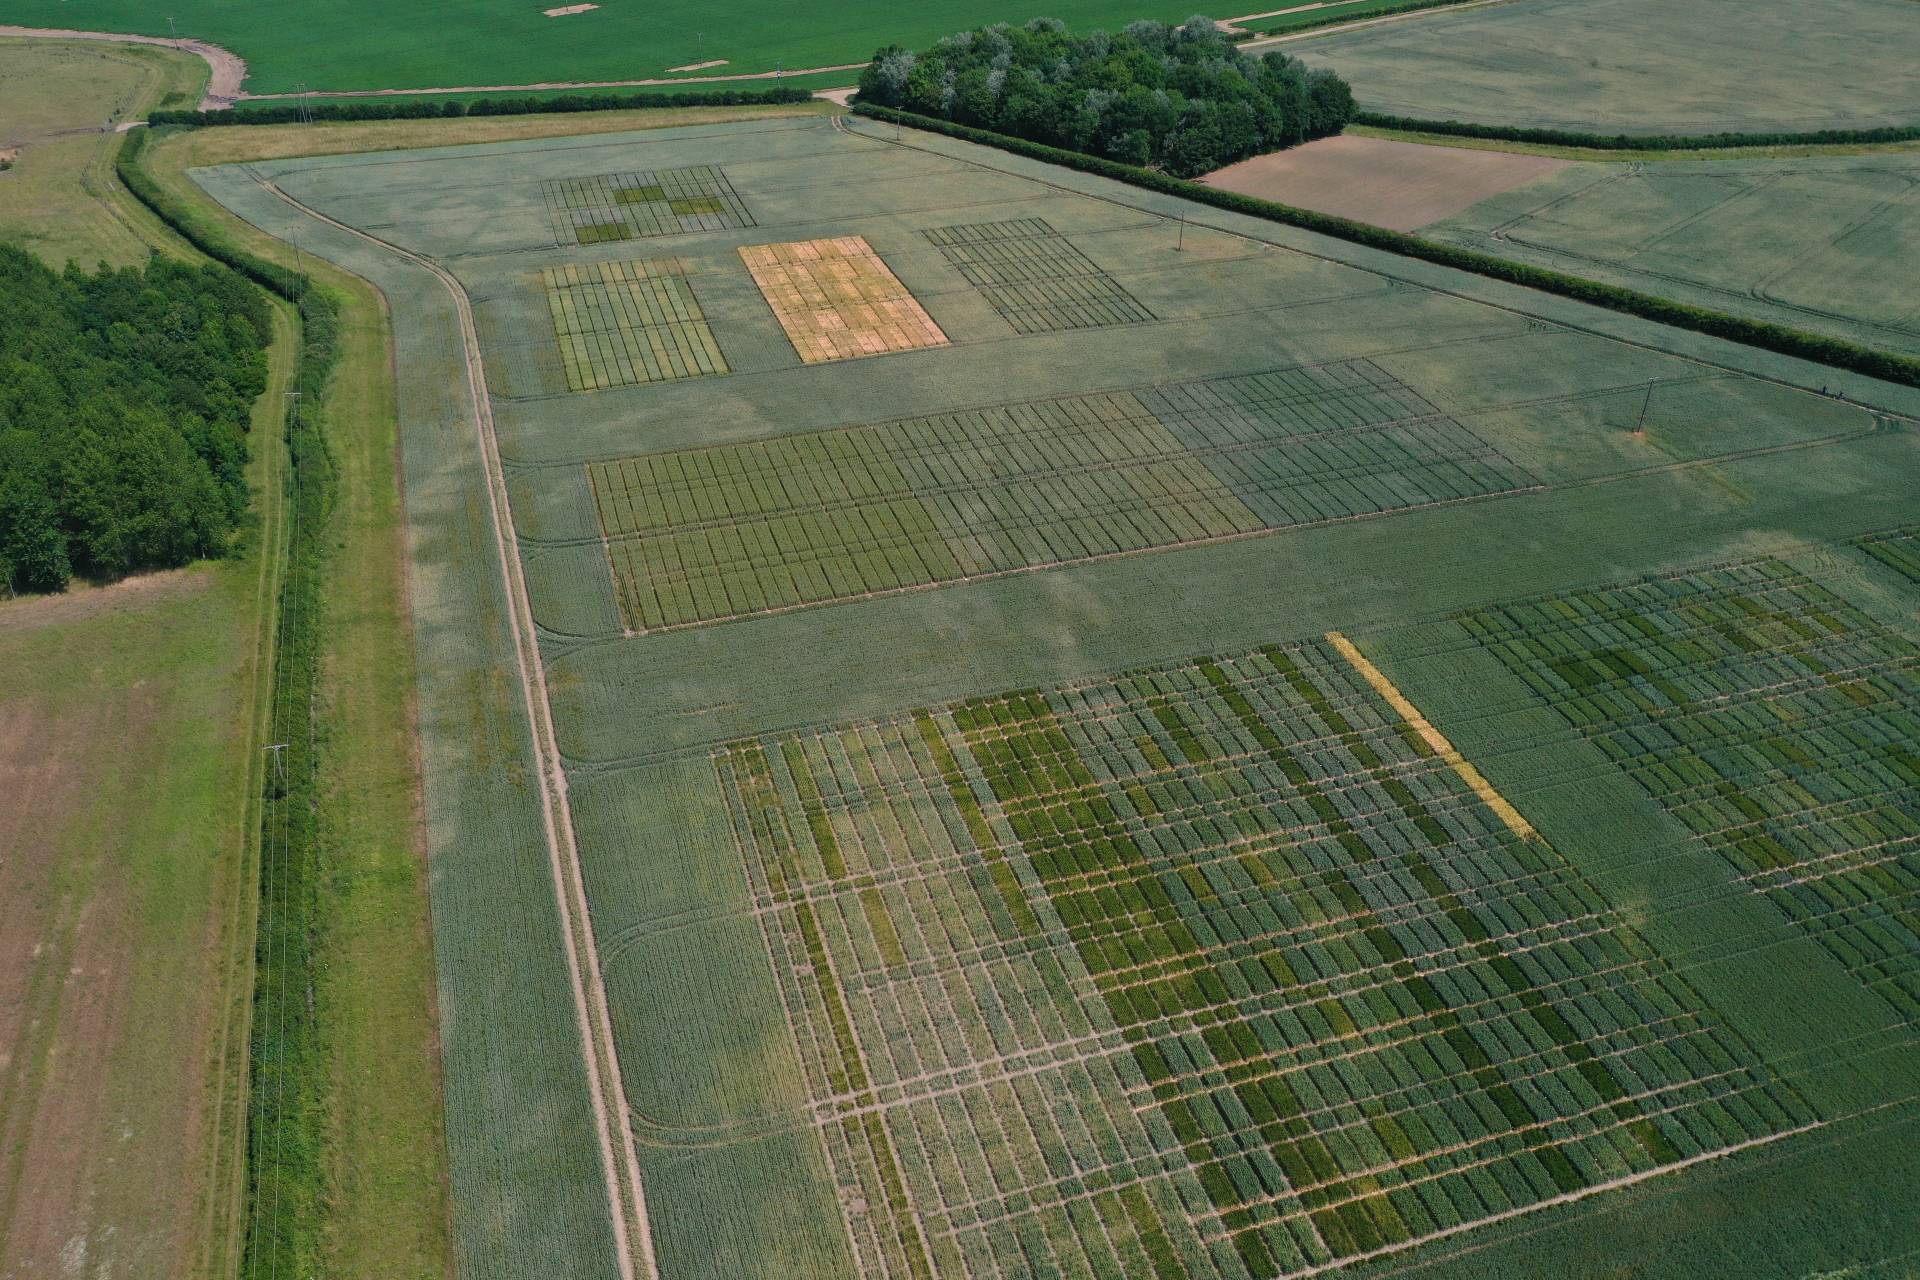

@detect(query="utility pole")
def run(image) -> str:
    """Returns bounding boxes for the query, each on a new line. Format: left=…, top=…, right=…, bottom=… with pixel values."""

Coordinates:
left=1176, top=215, right=1185, bottom=251
left=167, top=15, right=178, bottom=41
left=265, top=742, right=288, bottom=781
left=1633, top=380, right=1655, bottom=437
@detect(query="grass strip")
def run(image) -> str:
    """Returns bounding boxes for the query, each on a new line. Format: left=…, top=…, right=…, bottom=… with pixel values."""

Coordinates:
left=848, top=103, right=1920, bottom=389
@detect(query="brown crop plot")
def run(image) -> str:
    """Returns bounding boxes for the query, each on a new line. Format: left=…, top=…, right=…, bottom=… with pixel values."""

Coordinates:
left=739, top=235, right=948, bottom=363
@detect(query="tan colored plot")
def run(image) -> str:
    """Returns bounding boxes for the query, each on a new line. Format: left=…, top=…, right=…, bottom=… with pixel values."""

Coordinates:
left=1325, top=629, right=1540, bottom=841
left=739, top=236, right=948, bottom=363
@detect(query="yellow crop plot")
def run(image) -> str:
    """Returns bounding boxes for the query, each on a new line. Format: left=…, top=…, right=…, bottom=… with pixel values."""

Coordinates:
left=738, top=235, right=948, bottom=363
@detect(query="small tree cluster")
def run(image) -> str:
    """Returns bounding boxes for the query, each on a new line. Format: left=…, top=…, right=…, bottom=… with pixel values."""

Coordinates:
left=858, top=16, right=1355, bottom=176
left=0, top=244, right=271, bottom=594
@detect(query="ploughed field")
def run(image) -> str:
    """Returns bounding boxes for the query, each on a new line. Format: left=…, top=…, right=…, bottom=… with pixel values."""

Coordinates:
left=194, top=114, right=1920, bottom=1280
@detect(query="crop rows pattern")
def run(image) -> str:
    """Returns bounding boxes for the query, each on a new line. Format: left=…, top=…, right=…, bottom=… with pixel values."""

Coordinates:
left=740, top=236, right=950, bottom=363
left=539, top=165, right=754, bottom=244
left=587, top=358, right=1534, bottom=632
left=1855, top=527, right=1920, bottom=584
left=1460, top=561, right=1920, bottom=1018
left=923, top=218, right=1156, bottom=334
left=541, top=258, right=728, bottom=390
left=714, top=640, right=1807, bottom=1279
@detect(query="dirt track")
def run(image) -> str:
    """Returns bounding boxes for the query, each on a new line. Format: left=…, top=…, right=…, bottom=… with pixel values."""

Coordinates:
left=0, top=25, right=245, bottom=108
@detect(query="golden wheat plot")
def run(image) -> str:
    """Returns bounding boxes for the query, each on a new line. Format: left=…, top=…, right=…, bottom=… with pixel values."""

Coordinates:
left=739, top=236, right=948, bottom=363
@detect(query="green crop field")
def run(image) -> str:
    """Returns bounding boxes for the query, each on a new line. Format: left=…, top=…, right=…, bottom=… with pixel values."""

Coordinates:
left=1419, top=151, right=1920, bottom=360
left=1290, top=0, right=1920, bottom=135
left=191, top=111, right=1920, bottom=1280
left=3, top=0, right=1202, bottom=96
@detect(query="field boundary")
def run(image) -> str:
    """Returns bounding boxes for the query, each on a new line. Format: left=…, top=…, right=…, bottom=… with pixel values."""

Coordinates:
left=248, top=175, right=656, bottom=1280
left=846, top=104, right=1920, bottom=388
left=1353, top=112, right=1920, bottom=153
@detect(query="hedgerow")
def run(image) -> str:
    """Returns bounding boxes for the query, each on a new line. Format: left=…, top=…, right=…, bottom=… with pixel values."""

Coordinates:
left=1354, top=112, right=1920, bottom=151
left=146, top=84, right=814, bottom=127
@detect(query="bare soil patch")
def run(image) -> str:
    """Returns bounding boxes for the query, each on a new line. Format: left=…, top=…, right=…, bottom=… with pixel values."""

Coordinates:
left=1201, top=132, right=1567, bottom=230
left=544, top=3, right=599, bottom=15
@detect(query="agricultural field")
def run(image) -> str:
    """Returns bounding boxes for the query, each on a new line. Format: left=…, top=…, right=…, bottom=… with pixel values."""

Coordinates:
left=192, top=109, right=1920, bottom=1280
left=1290, top=0, right=1920, bottom=134
left=1422, top=150, right=1920, bottom=359
left=2, top=0, right=1205, bottom=96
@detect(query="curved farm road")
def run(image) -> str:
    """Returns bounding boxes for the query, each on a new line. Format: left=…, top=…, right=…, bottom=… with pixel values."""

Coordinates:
left=0, top=24, right=245, bottom=107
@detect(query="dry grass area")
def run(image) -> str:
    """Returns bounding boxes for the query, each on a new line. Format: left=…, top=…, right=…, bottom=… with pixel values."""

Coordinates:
left=0, top=566, right=255, bottom=1279
left=740, top=235, right=949, bottom=362
left=1201, top=132, right=1569, bottom=230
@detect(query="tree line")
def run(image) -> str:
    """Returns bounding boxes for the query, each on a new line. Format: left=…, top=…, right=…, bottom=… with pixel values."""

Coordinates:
left=0, top=244, right=271, bottom=594
left=858, top=16, right=1356, bottom=178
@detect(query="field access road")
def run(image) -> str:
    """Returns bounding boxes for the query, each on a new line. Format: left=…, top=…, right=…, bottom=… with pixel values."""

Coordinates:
left=249, top=174, right=659, bottom=1280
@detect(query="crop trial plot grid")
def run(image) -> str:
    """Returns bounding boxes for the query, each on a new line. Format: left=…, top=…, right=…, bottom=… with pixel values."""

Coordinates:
left=540, top=165, right=753, bottom=245
left=1460, top=561, right=1920, bottom=1018
left=586, top=357, right=1537, bottom=632
left=739, top=236, right=950, bottom=363
left=542, top=259, right=728, bottom=391
left=1856, top=526, right=1920, bottom=584
left=714, top=640, right=1811, bottom=1280
left=924, top=217, right=1157, bottom=334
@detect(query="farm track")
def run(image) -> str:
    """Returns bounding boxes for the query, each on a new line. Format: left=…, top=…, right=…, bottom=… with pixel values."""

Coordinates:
left=250, top=176, right=656, bottom=1280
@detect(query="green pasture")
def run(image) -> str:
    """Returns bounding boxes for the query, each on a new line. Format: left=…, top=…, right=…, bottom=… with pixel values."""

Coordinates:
left=195, top=113, right=1920, bottom=1280
left=1424, top=151, right=1920, bottom=359
left=1291, top=0, right=1920, bottom=135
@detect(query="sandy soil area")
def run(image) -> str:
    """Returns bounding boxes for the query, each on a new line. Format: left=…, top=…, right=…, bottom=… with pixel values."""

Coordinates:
left=1201, top=133, right=1567, bottom=231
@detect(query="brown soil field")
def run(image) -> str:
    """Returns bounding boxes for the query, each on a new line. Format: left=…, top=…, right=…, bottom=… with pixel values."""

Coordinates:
left=1201, top=132, right=1568, bottom=230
